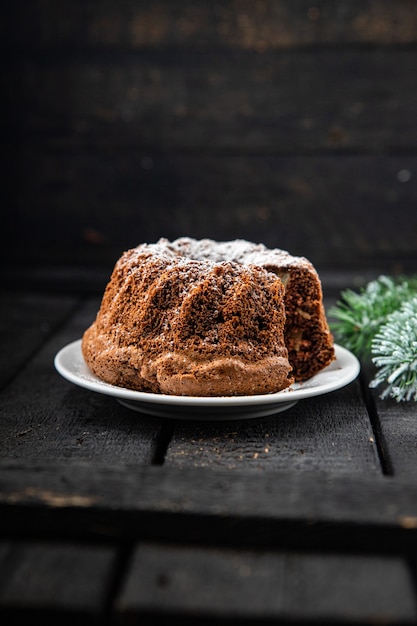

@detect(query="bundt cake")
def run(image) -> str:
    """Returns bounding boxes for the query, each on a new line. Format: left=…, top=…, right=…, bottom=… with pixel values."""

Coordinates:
left=82, top=237, right=334, bottom=397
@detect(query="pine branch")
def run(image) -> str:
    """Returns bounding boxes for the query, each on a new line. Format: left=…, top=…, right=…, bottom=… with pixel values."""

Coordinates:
left=329, top=275, right=417, bottom=358
left=329, top=275, right=417, bottom=401
left=370, top=297, right=417, bottom=402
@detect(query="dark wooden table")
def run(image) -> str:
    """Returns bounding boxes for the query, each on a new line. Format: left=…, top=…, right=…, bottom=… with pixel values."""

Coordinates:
left=1, top=271, right=417, bottom=625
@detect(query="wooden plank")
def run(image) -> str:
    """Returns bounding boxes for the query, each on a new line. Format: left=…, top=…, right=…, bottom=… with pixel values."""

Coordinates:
left=0, top=266, right=112, bottom=295
left=0, top=541, right=115, bottom=623
left=0, top=292, right=78, bottom=389
left=3, top=0, right=417, bottom=49
left=0, top=297, right=165, bottom=465
left=371, top=397, right=417, bottom=479
left=165, top=381, right=381, bottom=475
left=1, top=463, right=417, bottom=551
left=7, top=49, right=417, bottom=154
left=115, top=542, right=417, bottom=624
left=359, top=363, right=417, bottom=480
left=5, top=153, right=417, bottom=274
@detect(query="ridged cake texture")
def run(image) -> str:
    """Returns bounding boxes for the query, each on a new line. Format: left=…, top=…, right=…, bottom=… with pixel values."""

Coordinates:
left=165, top=237, right=335, bottom=382
left=82, top=242, right=295, bottom=396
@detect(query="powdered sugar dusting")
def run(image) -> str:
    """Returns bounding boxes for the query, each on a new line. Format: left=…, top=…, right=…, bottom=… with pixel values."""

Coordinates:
left=158, top=237, right=313, bottom=271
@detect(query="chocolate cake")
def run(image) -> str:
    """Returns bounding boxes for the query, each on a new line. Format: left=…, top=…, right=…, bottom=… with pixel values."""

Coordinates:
left=82, top=238, right=334, bottom=396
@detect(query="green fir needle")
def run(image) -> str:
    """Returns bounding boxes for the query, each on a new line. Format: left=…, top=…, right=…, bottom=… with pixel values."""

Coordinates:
left=329, top=275, right=417, bottom=401
left=329, top=275, right=417, bottom=359
left=370, top=297, right=417, bottom=402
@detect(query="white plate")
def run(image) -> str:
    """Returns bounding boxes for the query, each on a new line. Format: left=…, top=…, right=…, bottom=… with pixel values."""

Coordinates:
left=54, top=340, right=360, bottom=420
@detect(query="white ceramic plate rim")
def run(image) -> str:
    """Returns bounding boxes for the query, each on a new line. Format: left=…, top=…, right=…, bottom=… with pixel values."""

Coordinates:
left=54, top=340, right=360, bottom=407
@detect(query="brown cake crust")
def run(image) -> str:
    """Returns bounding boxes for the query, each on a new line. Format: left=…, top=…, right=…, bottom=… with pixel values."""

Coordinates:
left=165, top=238, right=335, bottom=381
left=82, top=244, right=294, bottom=396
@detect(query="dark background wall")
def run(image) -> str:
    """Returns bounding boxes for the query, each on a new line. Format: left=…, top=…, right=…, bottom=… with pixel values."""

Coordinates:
left=2, top=1, right=417, bottom=280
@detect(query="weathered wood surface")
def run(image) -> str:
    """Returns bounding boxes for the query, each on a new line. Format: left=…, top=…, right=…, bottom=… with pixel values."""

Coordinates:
left=3, top=461, right=417, bottom=548
left=0, top=292, right=78, bottom=389
left=5, top=152, right=417, bottom=273
left=0, top=295, right=165, bottom=465
left=363, top=361, right=417, bottom=480
left=0, top=541, right=116, bottom=624
left=4, top=1, right=417, bottom=49
left=3, top=1, right=417, bottom=274
left=116, top=543, right=416, bottom=625
left=7, top=50, right=417, bottom=153
left=165, top=381, right=381, bottom=474
left=1, top=278, right=417, bottom=623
